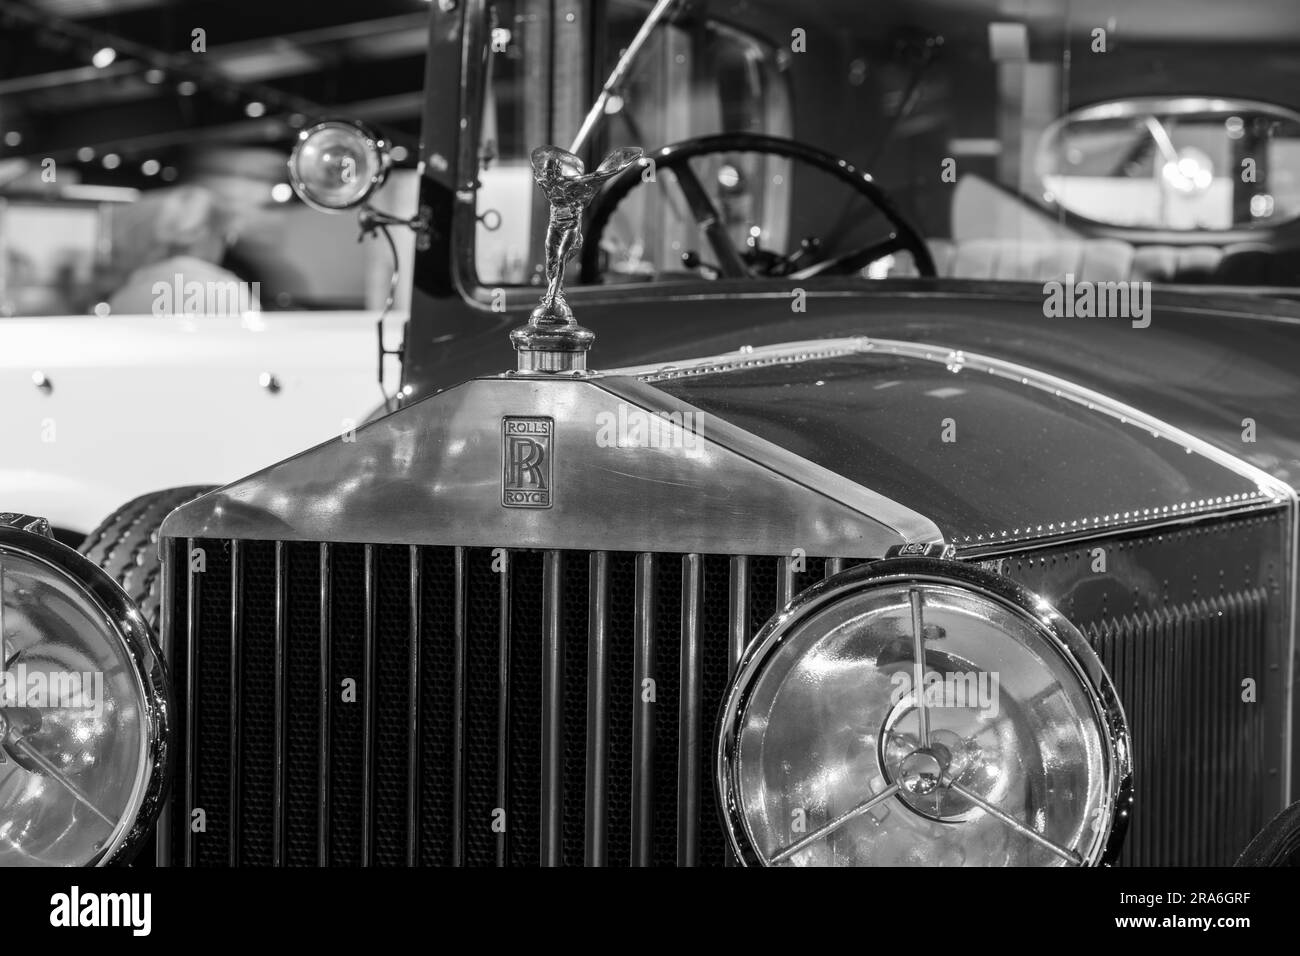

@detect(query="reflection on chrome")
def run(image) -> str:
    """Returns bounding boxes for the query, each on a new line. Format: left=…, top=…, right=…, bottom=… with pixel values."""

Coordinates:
left=717, top=559, right=1131, bottom=867
left=0, top=529, right=170, bottom=867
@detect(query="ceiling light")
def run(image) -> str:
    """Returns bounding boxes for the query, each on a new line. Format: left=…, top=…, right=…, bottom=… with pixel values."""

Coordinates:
left=92, top=46, right=117, bottom=69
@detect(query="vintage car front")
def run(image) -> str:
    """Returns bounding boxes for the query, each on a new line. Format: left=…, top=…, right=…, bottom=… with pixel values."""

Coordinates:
left=6, top=0, right=1300, bottom=869
left=138, top=287, right=1296, bottom=866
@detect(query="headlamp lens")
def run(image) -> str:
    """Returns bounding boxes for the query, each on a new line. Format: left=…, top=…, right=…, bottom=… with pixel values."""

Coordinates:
left=722, top=569, right=1128, bottom=866
left=288, top=121, right=387, bottom=211
left=0, top=546, right=157, bottom=866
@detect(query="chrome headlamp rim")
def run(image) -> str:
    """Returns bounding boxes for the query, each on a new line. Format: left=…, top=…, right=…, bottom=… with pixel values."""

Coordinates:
left=0, top=525, right=172, bottom=866
left=716, top=555, right=1133, bottom=867
left=287, top=119, right=392, bottom=213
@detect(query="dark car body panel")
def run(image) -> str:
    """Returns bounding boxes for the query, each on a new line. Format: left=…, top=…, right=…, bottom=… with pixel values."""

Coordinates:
left=647, top=346, right=1277, bottom=548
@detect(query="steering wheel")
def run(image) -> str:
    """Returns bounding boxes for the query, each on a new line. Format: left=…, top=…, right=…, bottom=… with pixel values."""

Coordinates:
left=580, top=133, right=935, bottom=283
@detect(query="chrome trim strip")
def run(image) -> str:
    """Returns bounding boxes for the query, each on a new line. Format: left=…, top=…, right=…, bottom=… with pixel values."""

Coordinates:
left=825, top=557, right=846, bottom=578
left=724, top=555, right=747, bottom=867
left=540, top=550, right=564, bottom=866
left=183, top=538, right=198, bottom=867
left=361, top=544, right=377, bottom=866
left=228, top=539, right=242, bottom=867
left=495, top=548, right=511, bottom=867
left=156, top=541, right=176, bottom=867
left=630, top=552, right=656, bottom=865
left=451, top=546, right=468, bottom=866
left=272, top=541, right=288, bottom=867
left=728, top=556, right=748, bottom=674
left=677, top=554, right=703, bottom=866
left=777, top=556, right=795, bottom=608
left=407, top=545, right=422, bottom=866
left=316, top=543, right=332, bottom=866
left=961, top=499, right=1290, bottom=559
left=1283, top=491, right=1299, bottom=801
left=585, top=551, right=610, bottom=866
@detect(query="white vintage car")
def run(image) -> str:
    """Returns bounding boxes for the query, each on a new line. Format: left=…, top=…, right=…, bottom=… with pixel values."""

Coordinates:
left=0, top=308, right=402, bottom=543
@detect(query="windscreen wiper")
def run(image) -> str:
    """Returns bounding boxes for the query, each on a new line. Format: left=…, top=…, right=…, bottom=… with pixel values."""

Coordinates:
left=569, top=0, right=682, bottom=154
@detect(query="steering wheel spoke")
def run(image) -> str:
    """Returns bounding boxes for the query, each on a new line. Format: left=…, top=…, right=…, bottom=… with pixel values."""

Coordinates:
left=667, top=161, right=750, bottom=278
left=788, top=232, right=909, bottom=281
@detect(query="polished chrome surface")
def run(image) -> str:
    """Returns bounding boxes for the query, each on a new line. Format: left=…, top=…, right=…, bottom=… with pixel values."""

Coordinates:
left=494, top=548, right=511, bottom=867
left=986, top=513, right=1292, bottom=862
left=183, top=537, right=199, bottom=867
left=361, top=545, right=377, bottom=866
left=728, top=555, right=749, bottom=676
left=156, top=539, right=177, bottom=867
left=512, top=145, right=642, bottom=372
left=160, top=375, right=935, bottom=558
left=316, top=543, right=331, bottom=865
left=287, top=120, right=391, bottom=213
left=451, top=546, right=468, bottom=867
left=677, top=554, right=703, bottom=866
left=0, top=525, right=171, bottom=866
left=716, top=556, right=1134, bottom=867
left=584, top=551, right=610, bottom=866
left=909, top=588, right=930, bottom=748
left=540, top=550, right=564, bottom=865
left=630, top=553, right=656, bottom=866
left=405, top=545, right=421, bottom=867
left=776, top=556, right=795, bottom=609
left=0, top=512, right=52, bottom=537
left=272, top=541, right=287, bottom=866
left=227, top=540, right=242, bottom=866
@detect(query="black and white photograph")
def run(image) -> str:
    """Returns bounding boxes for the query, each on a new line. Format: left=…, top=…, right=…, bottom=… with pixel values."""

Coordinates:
left=0, top=0, right=1298, bottom=928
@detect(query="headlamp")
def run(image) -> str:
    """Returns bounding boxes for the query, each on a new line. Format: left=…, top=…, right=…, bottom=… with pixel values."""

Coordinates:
left=0, top=519, right=170, bottom=866
left=287, top=120, right=391, bottom=213
left=717, top=556, right=1131, bottom=866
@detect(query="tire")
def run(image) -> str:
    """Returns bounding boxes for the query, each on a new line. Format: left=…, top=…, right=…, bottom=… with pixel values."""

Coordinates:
left=1236, top=800, right=1300, bottom=866
left=79, top=486, right=217, bottom=634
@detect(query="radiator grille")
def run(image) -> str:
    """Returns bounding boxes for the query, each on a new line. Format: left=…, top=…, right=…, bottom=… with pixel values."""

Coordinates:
left=988, top=512, right=1290, bottom=866
left=160, top=512, right=1288, bottom=867
left=163, top=543, right=827, bottom=866
left=1088, top=595, right=1270, bottom=865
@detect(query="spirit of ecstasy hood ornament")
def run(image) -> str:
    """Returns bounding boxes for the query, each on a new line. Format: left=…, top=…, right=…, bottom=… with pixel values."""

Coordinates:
left=511, top=144, right=643, bottom=372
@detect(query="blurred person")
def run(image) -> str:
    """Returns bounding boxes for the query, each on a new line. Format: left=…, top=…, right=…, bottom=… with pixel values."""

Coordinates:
left=107, top=185, right=257, bottom=315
